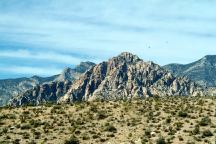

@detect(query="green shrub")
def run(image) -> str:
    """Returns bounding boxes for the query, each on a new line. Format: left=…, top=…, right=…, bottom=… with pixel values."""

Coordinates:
left=191, top=125, right=200, bottom=135
left=144, top=129, right=151, bottom=137
left=178, top=111, right=188, bottom=118
left=104, top=124, right=117, bottom=133
left=199, top=117, right=211, bottom=126
left=166, top=117, right=171, bottom=123
left=156, top=137, right=166, bottom=144
left=202, top=130, right=213, bottom=137
left=65, top=135, right=79, bottom=144
left=96, top=110, right=108, bottom=120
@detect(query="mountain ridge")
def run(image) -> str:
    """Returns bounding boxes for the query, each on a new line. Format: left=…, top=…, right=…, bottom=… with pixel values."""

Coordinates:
left=58, top=52, right=204, bottom=104
left=0, top=62, right=95, bottom=106
left=8, top=52, right=204, bottom=106
left=164, top=55, right=216, bottom=87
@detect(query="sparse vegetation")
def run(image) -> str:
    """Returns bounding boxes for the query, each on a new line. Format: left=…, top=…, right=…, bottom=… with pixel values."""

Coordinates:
left=0, top=97, right=216, bottom=143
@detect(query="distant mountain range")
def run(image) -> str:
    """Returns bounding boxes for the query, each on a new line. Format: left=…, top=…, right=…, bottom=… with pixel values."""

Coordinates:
left=2, top=53, right=216, bottom=107
left=0, top=62, right=95, bottom=106
left=10, top=52, right=204, bottom=106
left=163, top=55, right=216, bottom=87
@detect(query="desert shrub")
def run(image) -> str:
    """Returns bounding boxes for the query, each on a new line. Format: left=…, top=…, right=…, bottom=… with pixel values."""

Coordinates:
left=166, top=117, right=171, bottom=124
left=92, top=134, right=100, bottom=139
left=81, top=133, right=90, bottom=140
left=29, top=119, right=43, bottom=128
left=144, top=128, right=151, bottom=137
left=89, top=104, right=98, bottom=112
left=202, top=130, right=213, bottom=137
left=104, top=123, right=117, bottom=133
left=21, top=124, right=31, bottom=130
left=13, top=139, right=20, bottom=144
left=96, top=110, right=108, bottom=120
left=156, top=137, right=166, bottom=144
left=178, top=111, right=188, bottom=118
left=22, top=132, right=30, bottom=139
left=178, top=135, right=184, bottom=141
left=175, top=122, right=183, bottom=131
left=33, top=131, right=41, bottom=139
left=0, top=114, right=16, bottom=120
left=191, top=125, right=200, bottom=135
left=2, top=127, right=8, bottom=134
left=192, top=125, right=200, bottom=135
left=199, top=117, right=211, bottom=126
left=65, top=135, right=79, bottom=144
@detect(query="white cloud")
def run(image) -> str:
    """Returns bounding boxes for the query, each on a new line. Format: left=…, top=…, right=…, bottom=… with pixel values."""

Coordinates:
left=0, top=49, right=96, bottom=65
left=0, top=0, right=216, bottom=74
left=0, top=66, right=61, bottom=76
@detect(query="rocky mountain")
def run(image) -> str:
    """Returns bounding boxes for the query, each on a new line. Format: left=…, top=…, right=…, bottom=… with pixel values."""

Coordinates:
left=0, top=62, right=95, bottom=106
left=9, top=52, right=206, bottom=106
left=163, top=55, right=216, bottom=87
left=58, top=52, right=204, bottom=103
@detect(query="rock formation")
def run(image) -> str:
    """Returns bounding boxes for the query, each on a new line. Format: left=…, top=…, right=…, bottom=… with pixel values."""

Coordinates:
left=58, top=52, right=204, bottom=103
left=5, top=62, right=95, bottom=106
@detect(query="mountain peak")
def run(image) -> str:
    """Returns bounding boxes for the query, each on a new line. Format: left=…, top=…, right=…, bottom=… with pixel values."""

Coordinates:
left=62, top=67, right=72, bottom=73
left=202, top=55, right=216, bottom=62
left=197, top=55, right=216, bottom=66
left=204, top=55, right=216, bottom=58
left=57, top=52, right=203, bottom=103
left=75, top=61, right=96, bottom=73
left=55, top=62, right=95, bottom=82
left=110, top=52, right=141, bottom=64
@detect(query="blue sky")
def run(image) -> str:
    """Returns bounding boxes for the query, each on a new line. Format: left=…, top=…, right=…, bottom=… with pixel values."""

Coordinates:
left=1, top=0, right=216, bottom=79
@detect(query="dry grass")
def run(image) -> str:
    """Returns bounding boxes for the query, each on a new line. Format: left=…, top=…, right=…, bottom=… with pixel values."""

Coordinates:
left=0, top=96, right=216, bottom=144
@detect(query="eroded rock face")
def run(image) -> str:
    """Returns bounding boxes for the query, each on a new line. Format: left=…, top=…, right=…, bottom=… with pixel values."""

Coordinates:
left=59, top=52, right=204, bottom=103
left=9, top=81, right=72, bottom=106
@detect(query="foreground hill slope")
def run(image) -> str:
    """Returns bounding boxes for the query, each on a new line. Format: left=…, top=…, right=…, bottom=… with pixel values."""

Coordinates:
left=59, top=52, right=204, bottom=103
left=164, top=55, right=216, bottom=87
left=1, top=97, right=216, bottom=144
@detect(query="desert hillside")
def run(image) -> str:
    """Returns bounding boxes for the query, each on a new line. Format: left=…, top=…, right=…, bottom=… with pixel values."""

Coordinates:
left=1, top=97, right=216, bottom=144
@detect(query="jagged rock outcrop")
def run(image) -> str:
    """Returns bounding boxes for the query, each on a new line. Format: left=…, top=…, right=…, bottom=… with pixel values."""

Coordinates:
left=164, top=55, right=216, bottom=87
left=5, top=62, right=95, bottom=107
left=59, top=52, right=204, bottom=103
left=9, top=81, right=72, bottom=106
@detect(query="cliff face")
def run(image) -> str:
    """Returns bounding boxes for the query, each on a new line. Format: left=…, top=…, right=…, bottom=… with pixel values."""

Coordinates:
left=59, top=52, right=204, bottom=103
left=9, top=81, right=72, bottom=106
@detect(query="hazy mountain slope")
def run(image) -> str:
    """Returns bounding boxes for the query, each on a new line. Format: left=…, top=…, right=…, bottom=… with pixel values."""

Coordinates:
left=0, top=75, right=58, bottom=106
left=54, top=62, right=96, bottom=82
left=0, top=62, right=95, bottom=106
left=164, top=55, right=216, bottom=87
left=9, top=62, right=95, bottom=106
